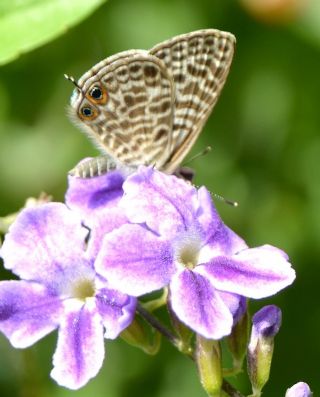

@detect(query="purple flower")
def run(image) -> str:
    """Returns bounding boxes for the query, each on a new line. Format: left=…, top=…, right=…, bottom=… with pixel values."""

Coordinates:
left=66, top=169, right=128, bottom=257
left=249, top=305, right=282, bottom=348
left=0, top=203, right=136, bottom=390
left=96, top=167, right=295, bottom=339
left=66, top=166, right=125, bottom=222
left=286, top=382, right=313, bottom=397
left=247, top=305, right=282, bottom=393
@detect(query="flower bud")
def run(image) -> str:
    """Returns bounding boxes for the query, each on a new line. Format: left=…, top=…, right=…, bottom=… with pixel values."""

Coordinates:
left=285, top=382, right=313, bottom=397
left=227, top=297, right=249, bottom=370
left=196, top=335, right=222, bottom=397
left=121, top=317, right=161, bottom=355
left=167, top=296, right=193, bottom=355
left=247, top=305, right=282, bottom=396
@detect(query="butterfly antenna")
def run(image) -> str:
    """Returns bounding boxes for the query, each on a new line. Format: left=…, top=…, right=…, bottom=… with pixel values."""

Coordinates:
left=183, top=146, right=212, bottom=166
left=64, top=74, right=82, bottom=93
left=213, top=193, right=238, bottom=207
left=181, top=147, right=237, bottom=206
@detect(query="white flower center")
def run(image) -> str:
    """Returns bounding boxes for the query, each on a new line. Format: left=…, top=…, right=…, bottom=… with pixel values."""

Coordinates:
left=174, top=231, right=202, bottom=270
left=59, top=263, right=96, bottom=302
left=71, top=278, right=96, bottom=301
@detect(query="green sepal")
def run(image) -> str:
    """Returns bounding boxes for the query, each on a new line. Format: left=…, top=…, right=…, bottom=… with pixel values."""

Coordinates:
left=167, top=301, right=194, bottom=356
left=196, top=335, right=222, bottom=397
left=120, top=317, right=161, bottom=355
left=226, top=310, right=249, bottom=372
left=247, top=337, right=274, bottom=397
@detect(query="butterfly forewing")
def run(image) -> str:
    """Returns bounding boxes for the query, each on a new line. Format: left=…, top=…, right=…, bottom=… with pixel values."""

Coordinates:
left=70, top=51, right=175, bottom=169
left=149, top=29, right=235, bottom=173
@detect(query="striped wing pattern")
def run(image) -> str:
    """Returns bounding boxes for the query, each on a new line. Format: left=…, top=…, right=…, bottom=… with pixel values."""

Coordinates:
left=68, top=29, right=235, bottom=177
left=150, top=29, right=235, bottom=172
left=70, top=51, right=174, bottom=169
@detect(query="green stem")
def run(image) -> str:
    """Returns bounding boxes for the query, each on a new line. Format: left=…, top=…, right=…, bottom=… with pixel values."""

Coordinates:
left=136, top=303, right=179, bottom=348
left=142, top=287, right=168, bottom=312
left=136, top=303, right=244, bottom=397
left=223, top=364, right=243, bottom=377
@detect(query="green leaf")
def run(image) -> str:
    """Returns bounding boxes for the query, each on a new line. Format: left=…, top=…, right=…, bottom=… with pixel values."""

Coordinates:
left=0, top=0, right=106, bottom=65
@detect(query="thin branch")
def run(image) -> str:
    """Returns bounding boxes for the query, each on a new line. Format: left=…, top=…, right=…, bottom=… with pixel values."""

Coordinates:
left=222, top=380, right=245, bottom=397
left=136, top=303, right=179, bottom=347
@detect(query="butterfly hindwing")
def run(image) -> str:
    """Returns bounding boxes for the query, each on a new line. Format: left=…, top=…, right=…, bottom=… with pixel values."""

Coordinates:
left=149, top=29, right=235, bottom=173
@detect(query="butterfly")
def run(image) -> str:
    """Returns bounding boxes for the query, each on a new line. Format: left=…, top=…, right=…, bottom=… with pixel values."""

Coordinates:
left=66, top=29, right=235, bottom=178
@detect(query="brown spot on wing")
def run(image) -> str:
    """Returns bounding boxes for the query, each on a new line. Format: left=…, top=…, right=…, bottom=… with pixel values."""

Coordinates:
left=144, top=65, right=158, bottom=78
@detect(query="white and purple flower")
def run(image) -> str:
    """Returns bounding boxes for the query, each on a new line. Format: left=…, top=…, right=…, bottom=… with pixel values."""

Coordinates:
left=249, top=305, right=282, bottom=346
left=0, top=165, right=297, bottom=390
left=95, top=167, right=296, bottom=340
left=286, top=382, right=313, bottom=397
left=247, top=305, right=282, bottom=394
left=0, top=202, right=136, bottom=390
left=66, top=168, right=128, bottom=257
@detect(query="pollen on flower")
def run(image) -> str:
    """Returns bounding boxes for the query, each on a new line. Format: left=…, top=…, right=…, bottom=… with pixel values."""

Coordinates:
left=72, top=278, right=96, bottom=301
left=175, top=231, right=202, bottom=270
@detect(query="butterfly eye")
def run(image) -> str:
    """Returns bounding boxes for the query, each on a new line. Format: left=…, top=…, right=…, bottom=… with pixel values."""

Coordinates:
left=87, top=84, right=108, bottom=105
left=79, top=105, right=98, bottom=120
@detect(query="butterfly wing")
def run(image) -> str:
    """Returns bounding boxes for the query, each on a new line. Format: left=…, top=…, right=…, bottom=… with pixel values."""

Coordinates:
left=69, top=50, right=175, bottom=169
left=149, top=29, right=236, bottom=173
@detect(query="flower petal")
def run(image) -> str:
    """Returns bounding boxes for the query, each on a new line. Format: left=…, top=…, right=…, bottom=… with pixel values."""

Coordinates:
left=121, top=167, right=199, bottom=237
left=196, top=187, right=222, bottom=237
left=51, top=299, right=104, bottom=390
left=95, top=288, right=136, bottom=339
left=248, top=305, right=282, bottom=354
left=197, top=245, right=295, bottom=298
left=86, top=206, right=128, bottom=259
left=95, top=224, right=174, bottom=296
left=252, top=305, right=282, bottom=338
left=66, top=170, right=124, bottom=225
left=199, top=223, right=248, bottom=265
left=0, top=280, right=62, bottom=348
left=0, top=203, right=87, bottom=284
left=217, top=291, right=247, bottom=324
left=286, top=382, right=312, bottom=397
left=170, top=270, right=233, bottom=339
left=66, top=170, right=131, bottom=259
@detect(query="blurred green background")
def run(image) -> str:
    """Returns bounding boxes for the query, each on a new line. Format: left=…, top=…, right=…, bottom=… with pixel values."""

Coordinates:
left=0, top=0, right=319, bottom=396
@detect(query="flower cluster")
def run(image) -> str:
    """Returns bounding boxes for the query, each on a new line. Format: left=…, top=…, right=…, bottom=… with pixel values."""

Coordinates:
left=0, top=166, right=299, bottom=392
left=95, top=167, right=295, bottom=339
